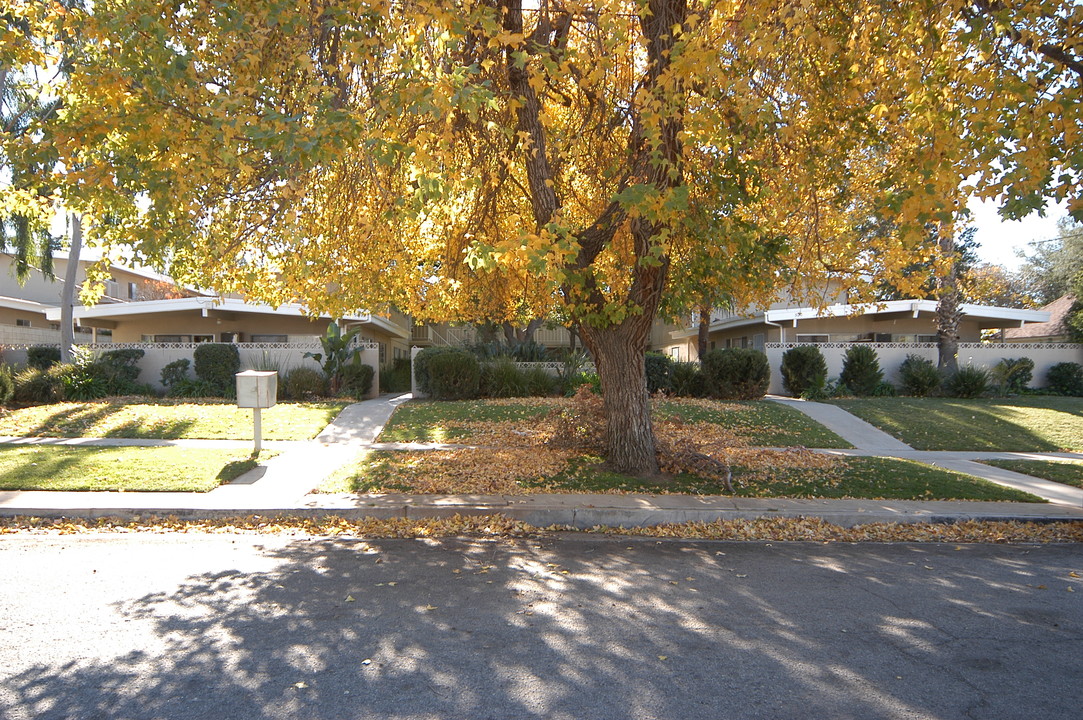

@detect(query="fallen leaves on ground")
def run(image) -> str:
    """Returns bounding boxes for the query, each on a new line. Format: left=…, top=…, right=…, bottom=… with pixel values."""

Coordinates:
left=1, top=514, right=1081, bottom=543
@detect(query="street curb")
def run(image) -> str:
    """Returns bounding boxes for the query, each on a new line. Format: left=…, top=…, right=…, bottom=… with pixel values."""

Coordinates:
left=3, top=502, right=1082, bottom=529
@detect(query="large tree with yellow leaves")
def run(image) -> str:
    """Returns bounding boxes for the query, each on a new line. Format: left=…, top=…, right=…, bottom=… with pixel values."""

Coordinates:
left=5, top=0, right=1080, bottom=474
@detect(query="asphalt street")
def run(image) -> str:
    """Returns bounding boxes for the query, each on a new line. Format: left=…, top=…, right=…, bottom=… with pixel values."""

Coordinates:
left=0, top=533, right=1080, bottom=720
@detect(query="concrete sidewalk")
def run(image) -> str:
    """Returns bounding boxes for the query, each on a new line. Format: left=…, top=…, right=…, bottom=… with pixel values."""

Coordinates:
left=1, top=393, right=1081, bottom=527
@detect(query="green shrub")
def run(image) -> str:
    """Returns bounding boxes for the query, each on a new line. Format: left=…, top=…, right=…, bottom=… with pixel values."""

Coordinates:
left=991, top=357, right=1034, bottom=394
left=780, top=345, right=827, bottom=397
left=702, top=348, right=770, bottom=400
left=0, top=365, right=14, bottom=404
left=57, top=364, right=110, bottom=401
left=26, top=345, right=60, bottom=370
left=414, top=346, right=466, bottom=395
left=839, top=344, right=883, bottom=396
left=670, top=361, right=706, bottom=397
left=427, top=350, right=481, bottom=400
left=523, top=366, right=557, bottom=396
left=161, top=359, right=192, bottom=388
left=556, top=351, right=592, bottom=396
left=871, top=381, right=897, bottom=397
left=88, top=348, right=146, bottom=395
left=645, top=352, right=674, bottom=394
left=340, top=362, right=375, bottom=399
left=193, top=343, right=240, bottom=396
left=285, top=367, right=327, bottom=400
left=166, top=378, right=220, bottom=398
left=481, top=357, right=527, bottom=397
left=13, top=366, right=66, bottom=403
left=380, top=357, right=412, bottom=393
left=943, top=365, right=990, bottom=398
left=898, top=354, right=941, bottom=396
left=1046, top=362, right=1083, bottom=396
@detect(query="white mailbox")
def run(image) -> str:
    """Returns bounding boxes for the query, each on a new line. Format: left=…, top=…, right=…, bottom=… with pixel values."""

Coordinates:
left=235, top=370, right=278, bottom=409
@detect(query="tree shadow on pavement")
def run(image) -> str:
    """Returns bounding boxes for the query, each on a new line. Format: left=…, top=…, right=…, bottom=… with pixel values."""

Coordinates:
left=2, top=537, right=1080, bottom=720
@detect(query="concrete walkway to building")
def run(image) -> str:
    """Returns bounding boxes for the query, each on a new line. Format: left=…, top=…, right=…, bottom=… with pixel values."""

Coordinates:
left=0, top=392, right=1081, bottom=527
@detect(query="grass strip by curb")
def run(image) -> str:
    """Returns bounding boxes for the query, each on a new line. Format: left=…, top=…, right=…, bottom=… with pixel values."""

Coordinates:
left=979, top=458, right=1083, bottom=489
left=2, top=514, right=1081, bottom=543
left=0, top=446, right=275, bottom=492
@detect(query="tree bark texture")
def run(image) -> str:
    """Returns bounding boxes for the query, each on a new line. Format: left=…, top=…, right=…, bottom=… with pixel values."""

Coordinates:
left=579, top=318, right=658, bottom=475
left=936, top=231, right=962, bottom=373
left=60, top=213, right=82, bottom=363
left=697, top=306, right=710, bottom=361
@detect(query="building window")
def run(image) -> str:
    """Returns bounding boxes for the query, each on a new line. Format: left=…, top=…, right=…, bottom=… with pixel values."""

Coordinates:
left=250, top=334, right=287, bottom=343
left=796, top=334, right=829, bottom=344
left=154, top=335, right=192, bottom=343
left=379, top=342, right=387, bottom=364
left=669, top=346, right=682, bottom=361
left=194, top=334, right=215, bottom=343
left=740, top=336, right=749, bottom=348
left=917, top=334, right=938, bottom=343
left=15, top=318, right=31, bottom=327
left=128, top=282, right=138, bottom=300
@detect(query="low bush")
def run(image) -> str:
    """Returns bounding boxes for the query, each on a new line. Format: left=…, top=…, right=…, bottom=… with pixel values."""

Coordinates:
left=670, top=361, right=706, bottom=397
left=89, top=348, right=146, bottom=395
left=481, top=357, right=527, bottom=397
left=943, top=365, right=990, bottom=398
left=380, top=357, right=412, bottom=393
left=780, top=345, right=827, bottom=397
left=1046, top=362, right=1083, bottom=396
left=13, top=366, right=66, bottom=403
left=193, top=343, right=240, bottom=396
left=898, top=355, right=941, bottom=397
left=839, top=344, right=883, bottom=396
left=161, top=359, right=192, bottom=389
left=340, top=362, right=375, bottom=399
left=166, top=378, right=220, bottom=398
left=645, top=352, right=674, bottom=394
left=701, top=348, right=770, bottom=400
left=871, top=381, right=897, bottom=397
left=522, top=366, right=557, bottom=396
left=26, top=346, right=60, bottom=370
left=414, top=346, right=465, bottom=395
left=0, top=365, right=14, bottom=404
left=427, top=349, right=481, bottom=400
left=991, top=357, right=1034, bottom=394
left=285, top=367, right=327, bottom=400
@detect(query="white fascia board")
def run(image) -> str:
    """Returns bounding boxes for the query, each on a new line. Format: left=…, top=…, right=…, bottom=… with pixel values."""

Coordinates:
left=958, top=304, right=1050, bottom=323
left=41, top=296, right=407, bottom=332
left=0, top=296, right=57, bottom=314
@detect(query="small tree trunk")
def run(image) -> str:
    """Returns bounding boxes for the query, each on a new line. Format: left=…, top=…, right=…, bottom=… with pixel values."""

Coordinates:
left=60, top=213, right=82, bottom=363
left=580, top=321, right=658, bottom=476
left=696, top=306, right=710, bottom=362
left=936, top=230, right=962, bottom=373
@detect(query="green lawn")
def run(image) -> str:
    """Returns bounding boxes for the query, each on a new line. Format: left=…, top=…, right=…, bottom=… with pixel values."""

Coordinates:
left=0, top=400, right=349, bottom=440
left=980, top=458, right=1083, bottom=489
left=320, top=450, right=1040, bottom=502
left=378, top=399, right=555, bottom=442
left=831, top=396, right=1083, bottom=452
left=0, top=446, right=271, bottom=492
left=378, top=397, right=852, bottom=448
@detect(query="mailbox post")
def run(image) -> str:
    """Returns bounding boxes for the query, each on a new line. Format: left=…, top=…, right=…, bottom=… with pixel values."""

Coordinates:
left=235, top=371, right=278, bottom=453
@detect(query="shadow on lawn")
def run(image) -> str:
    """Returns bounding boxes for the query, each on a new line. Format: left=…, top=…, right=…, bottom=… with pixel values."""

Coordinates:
left=9, top=402, right=195, bottom=440
left=2, top=538, right=1079, bottom=719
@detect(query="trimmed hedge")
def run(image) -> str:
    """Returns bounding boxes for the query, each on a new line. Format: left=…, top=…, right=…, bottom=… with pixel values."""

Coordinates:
left=701, top=348, right=770, bottom=400
left=898, top=355, right=941, bottom=396
left=645, top=352, right=674, bottom=394
left=839, top=345, right=883, bottom=396
left=414, top=346, right=466, bottom=396
left=193, top=343, right=240, bottom=396
left=285, top=367, right=327, bottom=400
left=340, top=362, right=375, bottom=399
left=1046, top=362, right=1083, bottom=396
left=427, top=350, right=481, bottom=400
left=780, top=345, right=828, bottom=397
left=27, top=346, right=60, bottom=370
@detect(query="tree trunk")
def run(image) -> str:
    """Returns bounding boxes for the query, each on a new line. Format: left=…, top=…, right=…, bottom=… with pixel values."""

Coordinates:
left=936, top=290, right=962, bottom=372
left=696, top=306, right=710, bottom=362
left=502, top=318, right=544, bottom=346
left=936, top=230, right=961, bottom=373
left=579, top=320, right=658, bottom=475
left=60, top=213, right=82, bottom=363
